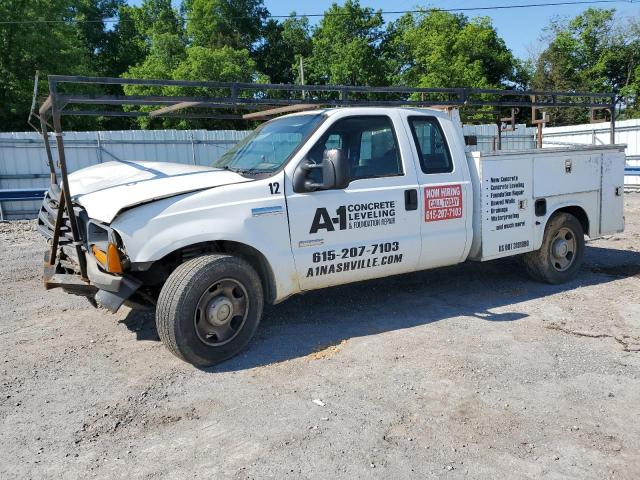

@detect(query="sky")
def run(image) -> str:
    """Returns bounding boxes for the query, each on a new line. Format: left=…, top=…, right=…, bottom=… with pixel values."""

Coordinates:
left=129, top=0, right=639, bottom=59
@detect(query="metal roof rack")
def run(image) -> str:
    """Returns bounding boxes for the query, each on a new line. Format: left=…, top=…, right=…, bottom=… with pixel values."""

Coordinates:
left=29, top=74, right=617, bottom=280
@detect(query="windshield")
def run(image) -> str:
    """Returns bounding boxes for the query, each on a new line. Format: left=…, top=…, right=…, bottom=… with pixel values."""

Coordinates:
left=212, top=113, right=325, bottom=173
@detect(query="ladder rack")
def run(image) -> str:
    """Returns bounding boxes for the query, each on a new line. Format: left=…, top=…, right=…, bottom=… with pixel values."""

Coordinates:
left=30, top=74, right=617, bottom=280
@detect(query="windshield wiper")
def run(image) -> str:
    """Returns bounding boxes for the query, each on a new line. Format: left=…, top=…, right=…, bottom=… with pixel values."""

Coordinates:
left=217, top=165, right=275, bottom=175
left=226, top=167, right=274, bottom=174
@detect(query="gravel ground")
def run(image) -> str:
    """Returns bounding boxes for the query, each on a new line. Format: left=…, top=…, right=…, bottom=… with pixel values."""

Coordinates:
left=1, top=197, right=639, bottom=479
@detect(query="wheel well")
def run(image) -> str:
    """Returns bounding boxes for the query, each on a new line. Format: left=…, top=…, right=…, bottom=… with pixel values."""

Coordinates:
left=143, top=241, right=277, bottom=304
left=554, top=206, right=590, bottom=236
left=220, top=241, right=277, bottom=304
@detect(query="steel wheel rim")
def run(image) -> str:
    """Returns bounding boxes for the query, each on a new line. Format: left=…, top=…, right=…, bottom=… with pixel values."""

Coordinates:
left=194, top=278, right=249, bottom=346
left=550, top=227, right=577, bottom=272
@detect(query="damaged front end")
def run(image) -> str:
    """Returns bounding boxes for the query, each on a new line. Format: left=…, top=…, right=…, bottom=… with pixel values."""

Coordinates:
left=38, top=186, right=142, bottom=312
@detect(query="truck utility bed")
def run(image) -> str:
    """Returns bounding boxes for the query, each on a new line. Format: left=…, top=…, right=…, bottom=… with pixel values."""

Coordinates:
left=467, top=145, right=626, bottom=261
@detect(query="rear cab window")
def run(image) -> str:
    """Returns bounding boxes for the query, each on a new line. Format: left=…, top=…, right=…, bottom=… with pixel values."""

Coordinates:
left=408, top=116, right=453, bottom=174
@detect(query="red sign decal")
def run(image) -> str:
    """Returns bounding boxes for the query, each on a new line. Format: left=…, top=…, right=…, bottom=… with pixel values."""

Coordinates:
left=424, top=184, right=463, bottom=222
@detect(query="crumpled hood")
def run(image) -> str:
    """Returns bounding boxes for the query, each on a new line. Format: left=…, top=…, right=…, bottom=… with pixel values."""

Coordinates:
left=68, top=160, right=251, bottom=223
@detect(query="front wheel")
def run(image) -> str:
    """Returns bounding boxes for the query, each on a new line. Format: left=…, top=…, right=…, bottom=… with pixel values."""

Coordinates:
left=156, top=254, right=263, bottom=367
left=523, top=212, right=585, bottom=284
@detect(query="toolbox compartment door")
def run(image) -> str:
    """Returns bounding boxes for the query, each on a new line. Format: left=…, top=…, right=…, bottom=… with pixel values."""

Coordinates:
left=532, top=153, right=601, bottom=197
left=479, top=158, right=534, bottom=260
left=599, top=151, right=625, bottom=235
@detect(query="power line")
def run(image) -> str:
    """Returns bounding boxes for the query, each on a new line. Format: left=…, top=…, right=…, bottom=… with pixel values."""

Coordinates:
left=278, top=0, right=634, bottom=17
left=0, top=0, right=635, bottom=25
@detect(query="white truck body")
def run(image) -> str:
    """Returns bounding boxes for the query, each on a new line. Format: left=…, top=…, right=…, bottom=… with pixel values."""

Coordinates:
left=41, top=107, right=625, bottom=365
left=62, top=107, right=624, bottom=301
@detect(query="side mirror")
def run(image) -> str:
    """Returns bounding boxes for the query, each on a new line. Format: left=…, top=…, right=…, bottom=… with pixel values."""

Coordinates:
left=293, top=148, right=350, bottom=193
left=321, top=148, right=350, bottom=190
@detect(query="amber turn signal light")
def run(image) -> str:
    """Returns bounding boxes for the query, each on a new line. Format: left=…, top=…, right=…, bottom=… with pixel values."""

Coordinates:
left=106, top=243, right=123, bottom=274
left=91, top=245, right=107, bottom=266
left=92, top=243, right=123, bottom=274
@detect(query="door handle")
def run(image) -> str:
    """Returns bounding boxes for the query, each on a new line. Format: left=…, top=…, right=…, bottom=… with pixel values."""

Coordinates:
left=404, top=189, right=418, bottom=211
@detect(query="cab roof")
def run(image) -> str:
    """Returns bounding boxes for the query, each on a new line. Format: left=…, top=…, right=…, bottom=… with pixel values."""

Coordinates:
left=283, top=106, right=452, bottom=120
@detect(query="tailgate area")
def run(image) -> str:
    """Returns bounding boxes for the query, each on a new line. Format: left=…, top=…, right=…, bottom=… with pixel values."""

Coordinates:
left=600, top=150, right=626, bottom=234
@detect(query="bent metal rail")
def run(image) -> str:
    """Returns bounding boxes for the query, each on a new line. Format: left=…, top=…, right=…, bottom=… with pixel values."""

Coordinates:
left=30, top=74, right=617, bottom=280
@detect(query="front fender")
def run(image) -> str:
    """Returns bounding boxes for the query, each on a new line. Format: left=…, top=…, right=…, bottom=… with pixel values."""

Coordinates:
left=110, top=176, right=299, bottom=301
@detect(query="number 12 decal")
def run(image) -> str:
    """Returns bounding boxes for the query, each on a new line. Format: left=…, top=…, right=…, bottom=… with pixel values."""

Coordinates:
left=269, top=182, right=280, bottom=195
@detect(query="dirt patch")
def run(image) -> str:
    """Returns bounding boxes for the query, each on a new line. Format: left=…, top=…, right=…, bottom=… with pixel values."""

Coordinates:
left=307, top=339, right=349, bottom=360
left=1, top=195, right=640, bottom=479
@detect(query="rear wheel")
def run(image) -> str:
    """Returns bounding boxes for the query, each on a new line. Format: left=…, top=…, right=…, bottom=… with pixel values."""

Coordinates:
left=156, top=254, right=263, bottom=367
left=523, top=212, right=585, bottom=284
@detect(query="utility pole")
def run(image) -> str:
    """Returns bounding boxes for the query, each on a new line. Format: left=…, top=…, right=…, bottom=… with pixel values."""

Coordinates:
left=299, top=56, right=306, bottom=100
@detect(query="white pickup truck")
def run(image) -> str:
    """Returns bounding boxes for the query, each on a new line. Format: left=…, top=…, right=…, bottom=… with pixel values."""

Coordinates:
left=38, top=107, right=626, bottom=366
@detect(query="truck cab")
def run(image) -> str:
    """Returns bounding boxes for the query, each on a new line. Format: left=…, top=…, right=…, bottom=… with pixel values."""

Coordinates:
left=39, top=107, right=626, bottom=366
left=286, top=107, right=473, bottom=290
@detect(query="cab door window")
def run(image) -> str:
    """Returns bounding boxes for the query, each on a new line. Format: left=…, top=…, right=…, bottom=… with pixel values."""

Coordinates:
left=307, top=116, right=402, bottom=182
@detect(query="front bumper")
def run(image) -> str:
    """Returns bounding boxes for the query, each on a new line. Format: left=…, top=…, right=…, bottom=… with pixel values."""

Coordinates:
left=39, top=187, right=142, bottom=312
left=44, top=249, right=142, bottom=313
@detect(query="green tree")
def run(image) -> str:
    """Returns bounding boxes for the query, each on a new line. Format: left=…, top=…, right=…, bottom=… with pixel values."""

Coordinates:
left=254, top=15, right=312, bottom=84
left=534, top=9, right=614, bottom=91
left=170, top=45, right=256, bottom=128
left=126, top=33, right=186, bottom=81
left=90, top=0, right=185, bottom=129
left=133, top=0, right=184, bottom=39
left=619, top=17, right=640, bottom=117
left=124, top=39, right=255, bottom=128
left=0, top=0, right=185, bottom=131
left=305, top=0, right=388, bottom=86
left=386, top=10, right=517, bottom=89
left=122, top=32, right=186, bottom=128
left=173, top=45, right=255, bottom=85
left=104, top=0, right=183, bottom=77
left=101, top=5, right=149, bottom=78
left=0, top=0, right=87, bottom=130
left=184, top=0, right=268, bottom=51
left=532, top=8, right=635, bottom=123
left=72, top=0, right=125, bottom=74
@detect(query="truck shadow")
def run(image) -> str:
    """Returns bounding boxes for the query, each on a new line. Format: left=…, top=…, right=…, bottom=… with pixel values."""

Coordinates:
left=121, top=244, right=640, bottom=371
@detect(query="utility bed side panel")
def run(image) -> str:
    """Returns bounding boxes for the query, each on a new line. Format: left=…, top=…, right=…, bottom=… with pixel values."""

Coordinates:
left=600, top=150, right=626, bottom=235
left=477, top=157, right=535, bottom=260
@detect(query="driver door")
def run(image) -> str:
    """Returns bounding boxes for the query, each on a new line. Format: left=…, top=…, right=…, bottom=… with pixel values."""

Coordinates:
left=285, top=112, right=422, bottom=291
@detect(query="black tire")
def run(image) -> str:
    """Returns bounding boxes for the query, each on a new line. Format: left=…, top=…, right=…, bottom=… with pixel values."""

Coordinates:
left=156, top=254, right=263, bottom=367
left=523, top=212, right=585, bottom=284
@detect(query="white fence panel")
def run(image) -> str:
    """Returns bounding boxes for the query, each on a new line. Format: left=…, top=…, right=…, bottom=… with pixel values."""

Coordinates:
left=462, top=124, right=537, bottom=153
left=0, top=129, right=250, bottom=218
left=2, top=119, right=638, bottom=219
